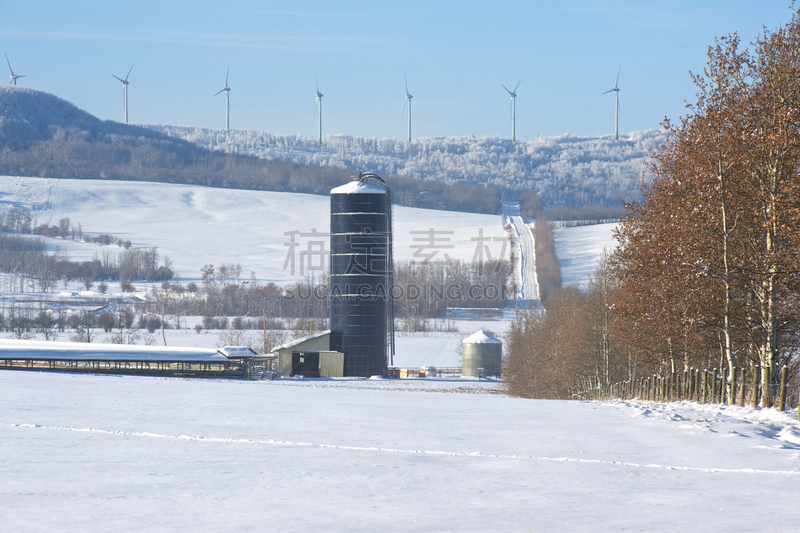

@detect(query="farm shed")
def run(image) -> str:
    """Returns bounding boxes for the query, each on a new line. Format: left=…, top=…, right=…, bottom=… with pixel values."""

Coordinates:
left=270, top=330, right=344, bottom=377
left=0, top=340, right=270, bottom=379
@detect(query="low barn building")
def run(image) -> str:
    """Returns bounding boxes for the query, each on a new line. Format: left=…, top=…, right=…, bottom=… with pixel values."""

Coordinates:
left=0, top=339, right=268, bottom=379
left=270, top=330, right=344, bottom=378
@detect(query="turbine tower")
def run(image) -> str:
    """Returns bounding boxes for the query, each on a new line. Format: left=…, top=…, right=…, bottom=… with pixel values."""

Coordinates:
left=111, top=65, right=133, bottom=123
left=603, top=67, right=621, bottom=141
left=315, top=77, right=323, bottom=145
left=402, top=75, right=413, bottom=143
left=215, top=64, right=231, bottom=131
left=5, top=54, right=25, bottom=86
left=502, top=80, right=520, bottom=142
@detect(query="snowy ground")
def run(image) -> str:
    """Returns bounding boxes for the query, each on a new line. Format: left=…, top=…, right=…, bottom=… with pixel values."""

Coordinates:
left=0, top=177, right=508, bottom=284
left=2, top=371, right=800, bottom=532
left=553, top=222, right=618, bottom=289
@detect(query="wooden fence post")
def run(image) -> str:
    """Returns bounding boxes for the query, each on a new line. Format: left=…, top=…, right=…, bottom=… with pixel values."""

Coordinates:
left=685, top=370, right=690, bottom=399
left=779, top=366, right=787, bottom=412
left=738, top=368, right=746, bottom=406
left=764, top=366, right=772, bottom=408
left=711, top=368, right=717, bottom=404
left=751, top=366, right=760, bottom=408
left=700, top=370, right=707, bottom=405
left=672, top=371, right=677, bottom=401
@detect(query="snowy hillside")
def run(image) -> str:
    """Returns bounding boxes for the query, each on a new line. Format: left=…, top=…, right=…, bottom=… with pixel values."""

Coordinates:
left=554, top=223, right=618, bottom=289
left=0, top=177, right=508, bottom=284
left=149, top=124, right=667, bottom=206
left=3, top=371, right=800, bottom=532
left=0, top=86, right=180, bottom=147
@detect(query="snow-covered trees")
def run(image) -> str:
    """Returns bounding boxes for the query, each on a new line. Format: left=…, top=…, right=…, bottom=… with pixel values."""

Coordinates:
left=148, top=125, right=665, bottom=208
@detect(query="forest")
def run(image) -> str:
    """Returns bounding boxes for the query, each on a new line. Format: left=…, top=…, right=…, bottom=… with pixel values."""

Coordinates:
left=149, top=124, right=665, bottom=208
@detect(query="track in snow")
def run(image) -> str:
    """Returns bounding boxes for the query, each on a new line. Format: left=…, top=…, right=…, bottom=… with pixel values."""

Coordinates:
left=6, top=421, right=799, bottom=476
left=504, top=202, right=539, bottom=302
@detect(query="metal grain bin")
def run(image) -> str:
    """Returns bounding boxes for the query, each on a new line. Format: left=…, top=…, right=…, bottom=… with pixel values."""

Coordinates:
left=461, top=329, right=502, bottom=377
left=330, top=175, right=393, bottom=377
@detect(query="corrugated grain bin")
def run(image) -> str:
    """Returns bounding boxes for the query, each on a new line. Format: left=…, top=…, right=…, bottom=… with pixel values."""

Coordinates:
left=461, top=329, right=502, bottom=377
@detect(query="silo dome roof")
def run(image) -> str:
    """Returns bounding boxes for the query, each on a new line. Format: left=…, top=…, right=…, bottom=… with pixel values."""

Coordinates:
left=331, top=180, right=386, bottom=194
left=461, top=329, right=502, bottom=344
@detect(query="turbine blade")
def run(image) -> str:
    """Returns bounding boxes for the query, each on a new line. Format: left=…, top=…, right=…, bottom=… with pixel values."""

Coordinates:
left=501, top=84, right=511, bottom=95
left=401, top=98, right=407, bottom=119
left=405, top=73, right=409, bottom=95
left=125, top=64, right=134, bottom=82
left=5, top=53, right=13, bottom=76
left=602, top=88, right=615, bottom=94
left=513, top=80, right=521, bottom=93
left=225, top=64, right=230, bottom=86
left=112, top=73, right=124, bottom=83
left=615, top=65, right=621, bottom=89
left=316, top=75, right=319, bottom=94
left=214, top=88, right=225, bottom=96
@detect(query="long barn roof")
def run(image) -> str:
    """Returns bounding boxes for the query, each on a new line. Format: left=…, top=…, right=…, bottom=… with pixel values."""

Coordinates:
left=0, top=340, right=255, bottom=362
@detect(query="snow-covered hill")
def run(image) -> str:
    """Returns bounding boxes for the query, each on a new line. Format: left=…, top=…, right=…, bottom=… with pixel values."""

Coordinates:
left=0, top=177, right=618, bottom=293
left=0, top=86, right=664, bottom=209
left=554, top=223, right=618, bottom=289
left=0, top=177, right=509, bottom=284
left=149, top=125, right=667, bottom=207
left=0, top=86, right=181, bottom=148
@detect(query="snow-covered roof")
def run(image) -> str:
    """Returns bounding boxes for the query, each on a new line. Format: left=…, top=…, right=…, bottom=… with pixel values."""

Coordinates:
left=330, top=180, right=386, bottom=195
left=270, top=330, right=331, bottom=353
left=461, top=329, right=502, bottom=345
left=0, top=339, right=255, bottom=362
left=218, top=346, right=258, bottom=358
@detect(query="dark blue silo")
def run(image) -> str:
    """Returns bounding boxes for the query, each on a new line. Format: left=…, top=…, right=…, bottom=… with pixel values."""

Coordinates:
left=330, top=173, right=394, bottom=377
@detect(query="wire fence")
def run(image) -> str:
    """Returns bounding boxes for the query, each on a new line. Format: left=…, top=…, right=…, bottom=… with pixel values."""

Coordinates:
left=574, top=365, right=797, bottom=417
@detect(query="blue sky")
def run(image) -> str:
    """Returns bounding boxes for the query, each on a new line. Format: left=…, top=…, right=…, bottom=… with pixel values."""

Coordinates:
left=0, top=1, right=793, bottom=141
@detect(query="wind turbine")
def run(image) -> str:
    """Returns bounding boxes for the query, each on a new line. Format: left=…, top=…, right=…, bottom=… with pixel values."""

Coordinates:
left=603, top=66, right=621, bottom=140
left=5, top=53, right=25, bottom=86
left=502, top=80, right=520, bottom=142
left=111, top=65, right=133, bottom=123
left=215, top=64, right=231, bottom=131
left=402, top=75, right=413, bottom=143
left=315, top=77, right=323, bottom=145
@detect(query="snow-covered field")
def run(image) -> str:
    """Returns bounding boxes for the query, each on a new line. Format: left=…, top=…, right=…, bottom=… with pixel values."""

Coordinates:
left=554, top=223, right=618, bottom=289
left=0, top=177, right=508, bottom=284
left=2, top=371, right=799, bottom=532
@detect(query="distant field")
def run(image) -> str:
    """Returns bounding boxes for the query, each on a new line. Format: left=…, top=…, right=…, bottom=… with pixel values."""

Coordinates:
left=553, top=223, right=618, bottom=289
left=0, top=177, right=508, bottom=284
